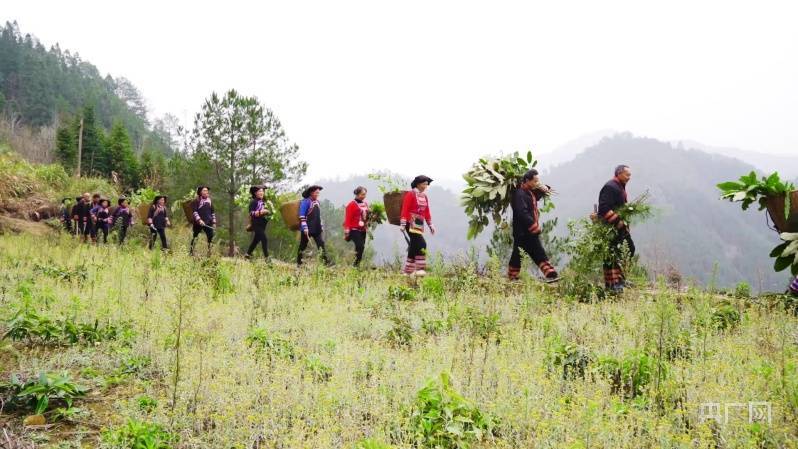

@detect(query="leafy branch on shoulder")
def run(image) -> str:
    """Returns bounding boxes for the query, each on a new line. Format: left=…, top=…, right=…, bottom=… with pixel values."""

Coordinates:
left=461, top=151, right=545, bottom=239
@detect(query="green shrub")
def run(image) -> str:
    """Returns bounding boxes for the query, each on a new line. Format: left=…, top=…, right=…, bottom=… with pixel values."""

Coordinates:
left=386, top=316, right=414, bottom=348
left=387, top=284, right=416, bottom=302
left=544, top=336, right=592, bottom=380
left=711, top=302, right=741, bottom=331
left=734, top=281, right=751, bottom=298
left=596, top=349, right=667, bottom=399
left=102, top=419, right=176, bottom=449
left=246, top=327, right=296, bottom=360
left=0, top=371, right=87, bottom=416
left=304, top=354, right=332, bottom=383
left=409, top=372, right=498, bottom=449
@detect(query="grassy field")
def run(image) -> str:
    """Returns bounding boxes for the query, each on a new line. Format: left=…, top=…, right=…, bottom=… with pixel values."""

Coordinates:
left=0, top=232, right=796, bottom=448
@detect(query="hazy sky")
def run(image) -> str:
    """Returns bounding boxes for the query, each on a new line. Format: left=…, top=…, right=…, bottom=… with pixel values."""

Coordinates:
left=5, top=1, right=797, bottom=184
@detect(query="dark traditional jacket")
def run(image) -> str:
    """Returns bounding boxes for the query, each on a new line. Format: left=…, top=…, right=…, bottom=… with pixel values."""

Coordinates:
left=249, top=199, right=270, bottom=229
left=147, top=205, right=169, bottom=230
left=73, top=201, right=92, bottom=224
left=113, top=206, right=134, bottom=227
left=192, top=197, right=216, bottom=225
left=299, top=198, right=323, bottom=235
left=511, top=186, right=546, bottom=238
left=96, top=207, right=112, bottom=228
left=597, top=177, right=628, bottom=229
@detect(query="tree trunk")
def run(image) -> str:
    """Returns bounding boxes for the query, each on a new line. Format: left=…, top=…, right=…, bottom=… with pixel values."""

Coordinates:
left=228, top=191, right=236, bottom=257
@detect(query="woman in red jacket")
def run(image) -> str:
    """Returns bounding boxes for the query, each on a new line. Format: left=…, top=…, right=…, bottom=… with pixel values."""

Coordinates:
left=343, top=186, right=370, bottom=267
left=400, top=175, right=436, bottom=276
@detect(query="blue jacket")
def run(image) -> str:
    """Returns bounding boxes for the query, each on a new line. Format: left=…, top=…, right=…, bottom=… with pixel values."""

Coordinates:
left=299, top=198, right=323, bottom=234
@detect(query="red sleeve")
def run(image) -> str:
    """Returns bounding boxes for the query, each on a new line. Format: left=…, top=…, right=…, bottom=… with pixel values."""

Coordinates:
left=400, top=191, right=413, bottom=226
left=344, top=201, right=358, bottom=231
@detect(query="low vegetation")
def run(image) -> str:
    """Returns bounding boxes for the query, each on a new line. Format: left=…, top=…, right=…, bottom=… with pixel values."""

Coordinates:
left=0, top=233, right=796, bottom=448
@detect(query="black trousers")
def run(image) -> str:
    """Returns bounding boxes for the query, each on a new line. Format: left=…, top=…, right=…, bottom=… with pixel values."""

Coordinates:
left=190, top=224, right=214, bottom=255
left=96, top=224, right=109, bottom=243
left=247, top=226, right=269, bottom=258
left=118, top=225, right=129, bottom=245
left=78, top=220, right=92, bottom=240
left=349, top=230, right=366, bottom=266
left=297, top=232, right=329, bottom=265
left=407, top=230, right=427, bottom=259
left=149, top=228, right=168, bottom=250
left=509, top=234, right=549, bottom=268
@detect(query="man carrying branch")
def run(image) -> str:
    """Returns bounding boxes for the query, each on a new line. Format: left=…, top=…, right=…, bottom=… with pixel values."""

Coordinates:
left=598, top=164, right=635, bottom=292
left=508, top=169, right=559, bottom=282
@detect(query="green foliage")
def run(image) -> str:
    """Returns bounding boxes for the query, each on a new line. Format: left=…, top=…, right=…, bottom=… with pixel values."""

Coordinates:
left=102, top=419, right=176, bottom=449
left=409, top=372, right=498, bottom=448
left=544, top=336, right=592, bottom=380
left=771, top=232, right=798, bottom=276
left=367, top=172, right=408, bottom=194
left=0, top=371, right=87, bottom=415
left=710, top=301, right=741, bottom=331
left=32, top=261, right=87, bottom=282
left=354, top=438, right=394, bottom=449
left=304, top=354, right=333, bottom=382
left=246, top=327, right=296, bottom=360
left=717, top=170, right=794, bottom=211
left=596, top=349, right=666, bottom=399
left=137, top=395, right=158, bottom=413
left=0, top=22, right=172, bottom=165
left=105, top=121, right=140, bottom=189
left=129, top=187, right=160, bottom=208
left=461, top=151, right=538, bottom=239
left=387, top=284, right=417, bottom=302
left=3, top=308, right=129, bottom=346
left=386, top=315, right=414, bottom=348
left=366, top=202, right=387, bottom=238
left=734, top=281, right=751, bottom=298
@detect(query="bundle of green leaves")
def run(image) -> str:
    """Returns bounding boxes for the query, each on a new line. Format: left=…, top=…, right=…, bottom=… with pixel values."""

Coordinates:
left=717, top=171, right=794, bottom=211
left=129, top=187, right=160, bottom=208
left=234, top=184, right=278, bottom=216
left=616, top=191, right=655, bottom=225
left=409, top=372, right=498, bottom=448
left=366, top=202, right=387, bottom=238
left=462, top=151, right=542, bottom=239
left=771, top=232, right=798, bottom=276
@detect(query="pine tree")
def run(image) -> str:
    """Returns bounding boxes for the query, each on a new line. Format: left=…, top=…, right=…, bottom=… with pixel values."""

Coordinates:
left=106, top=120, right=139, bottom=188
left=79, top=105, right=106, bottom=177
left=55, top=120, right=76, bottom=170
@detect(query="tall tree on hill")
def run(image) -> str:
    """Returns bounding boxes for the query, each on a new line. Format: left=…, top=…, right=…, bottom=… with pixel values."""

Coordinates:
left=106, top=121, right=140, bottom=188
left=79, top=105, right=106, bottom=176
left=54, top=120, right=76, bottom=170
left=190, top=89, right=305, bottom=256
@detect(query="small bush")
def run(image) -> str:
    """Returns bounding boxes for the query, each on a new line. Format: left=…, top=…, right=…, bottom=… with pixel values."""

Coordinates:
left=711, top=302, right=741, bottom=331
left=544, top=336, right=592, bottom=380
left=409, top=372, right=498, bottom=449
left=246, top=327, right=296, bottom=360
left=596, top=349, right=667, bottom=399
left=386, top=316, right=414, bottom=348
left=102, top=419, right=176, bottom=449
left=387, top=285, right=416, bottom=302
left=304, top=354, right=332, bottom=383
left=0, top=371, right=87, bottom=416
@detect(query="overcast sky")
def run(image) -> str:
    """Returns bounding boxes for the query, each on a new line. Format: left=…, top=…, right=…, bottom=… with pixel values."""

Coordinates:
left=4, top=0, right=797, bottom=184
